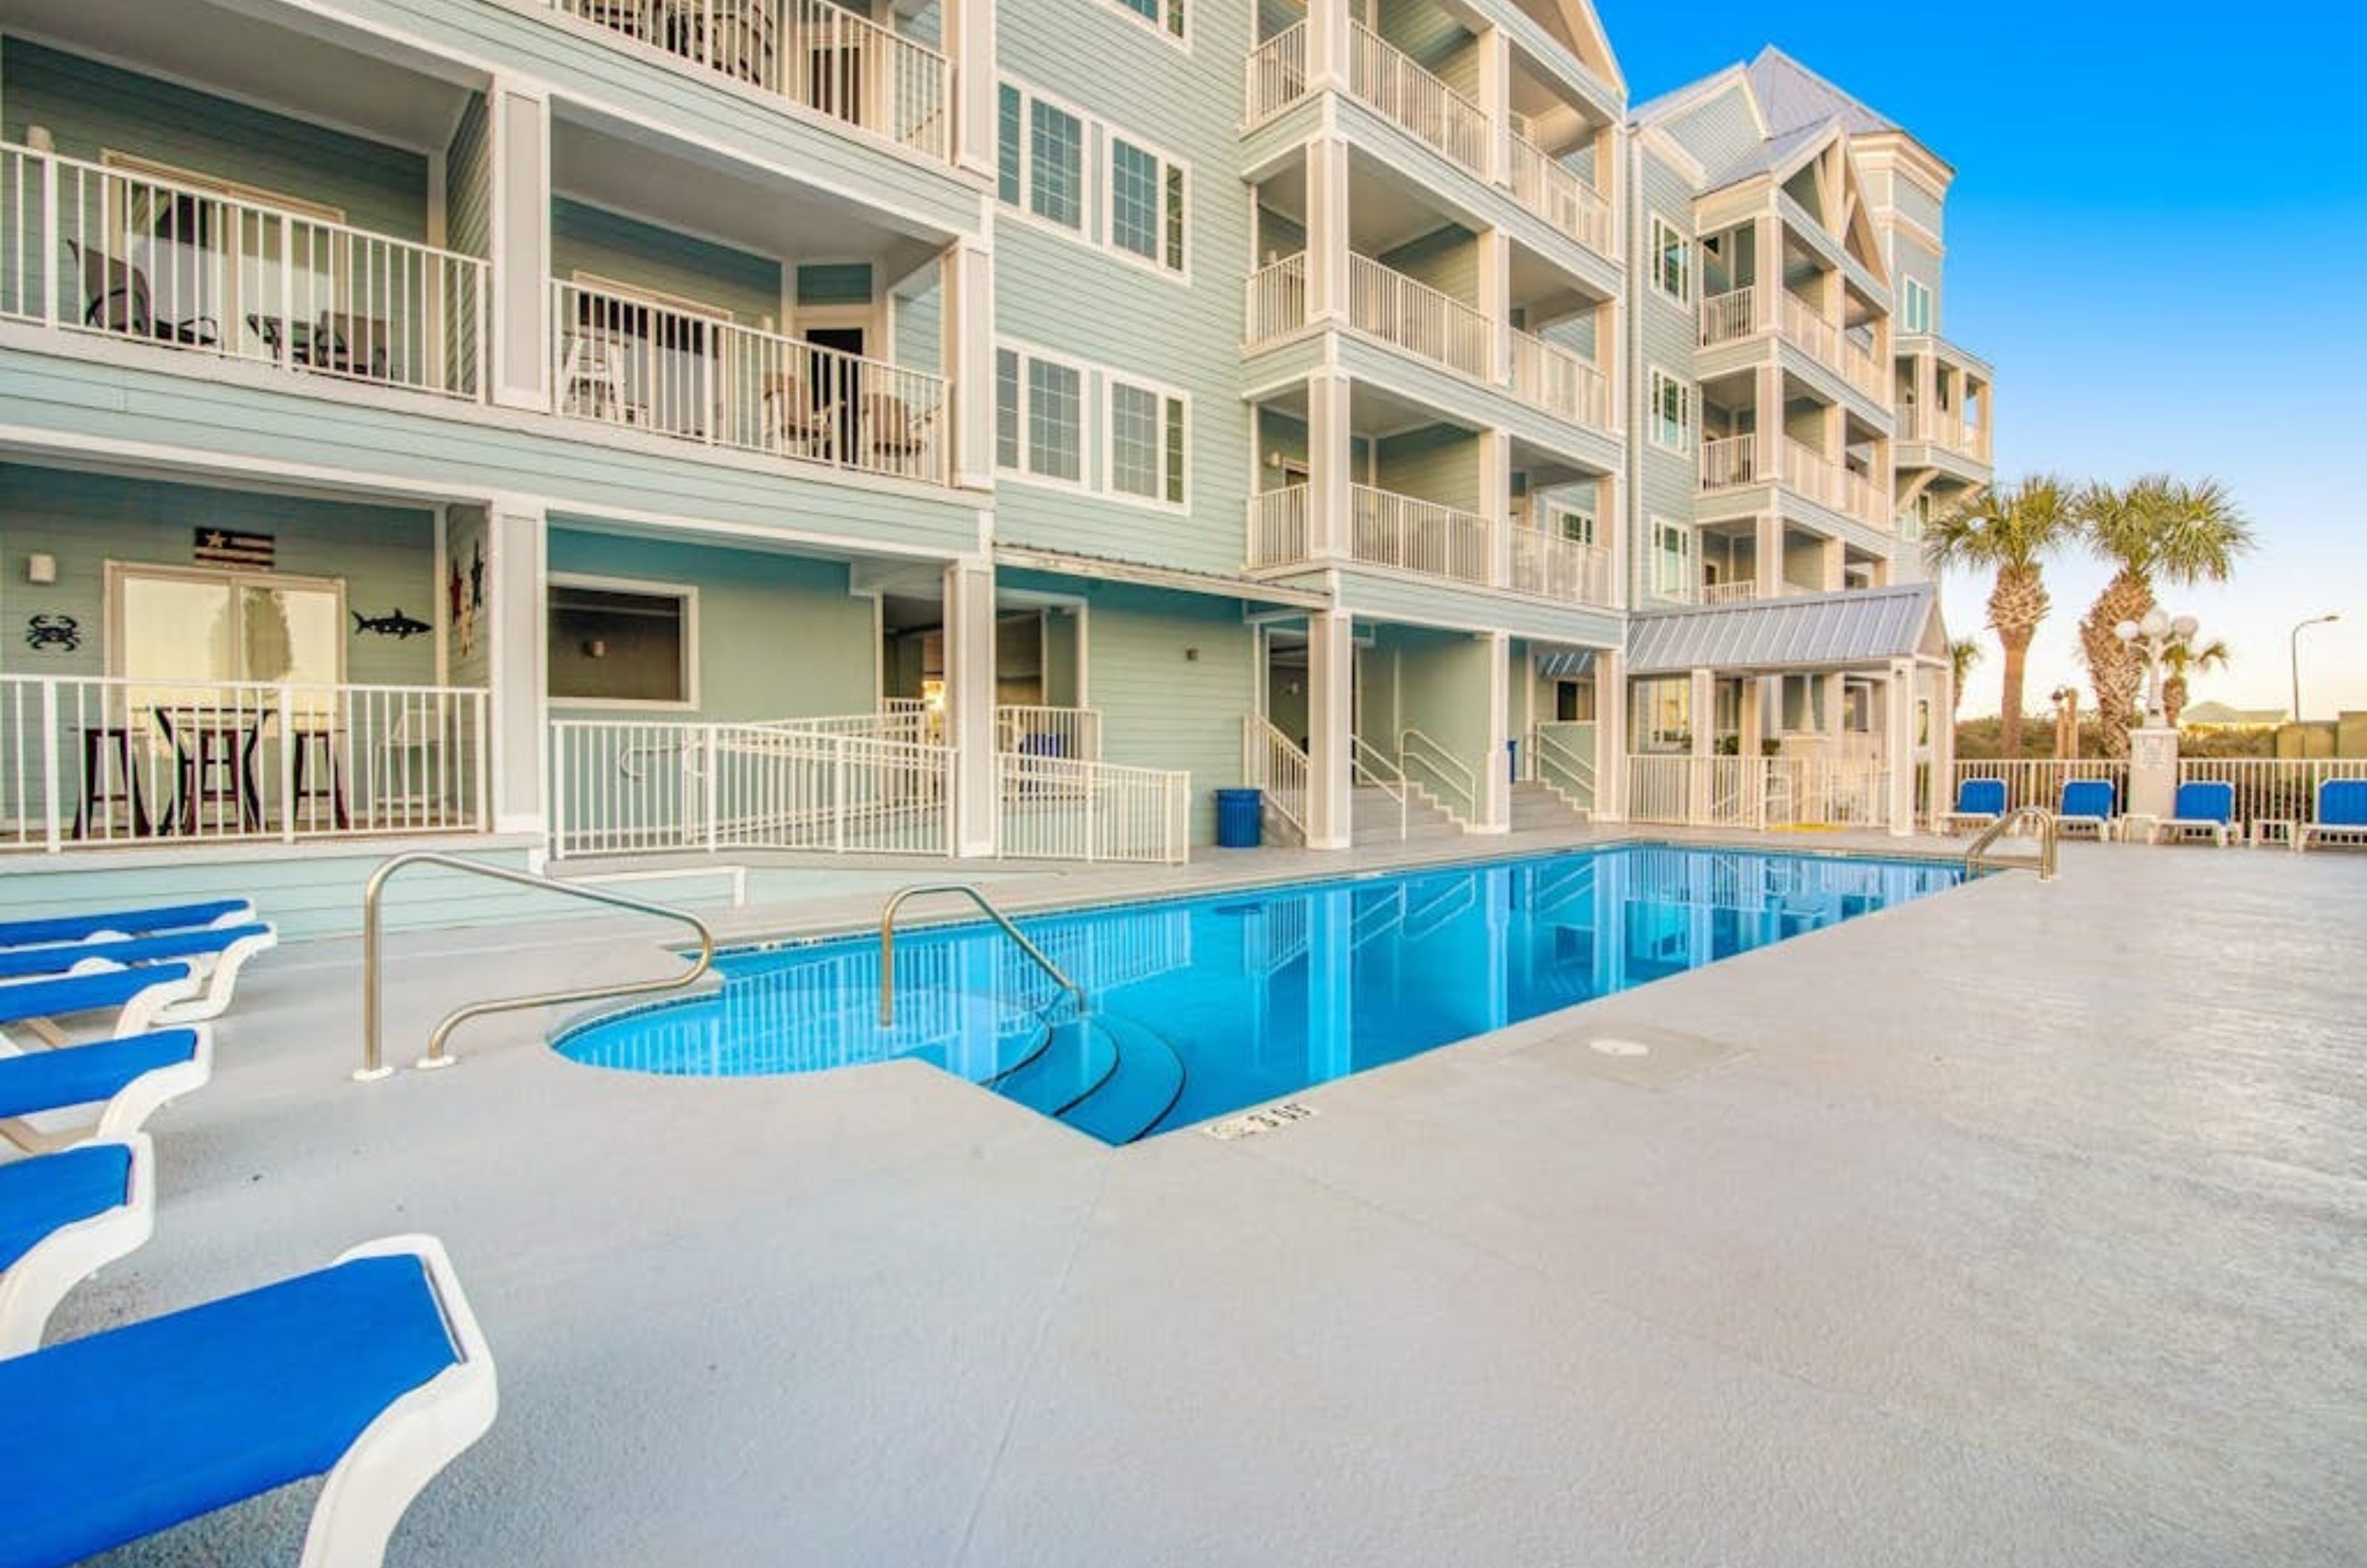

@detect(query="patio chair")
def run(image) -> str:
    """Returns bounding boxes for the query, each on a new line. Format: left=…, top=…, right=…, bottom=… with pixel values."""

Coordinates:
left=0, top=923, right=278, bottom=1024
left=0, top=1027, right=212, bottom=1155
left=2297, top=779, right=2367, bottom=851
left=0, top=899, right=255, bottom=951
left=316, top=311, right=391, bottom=379
left=64, top=240, right=219, bottom=346
left=865, top=390, right=935, bottom=470
left=0, top=964, right=203, bottom=1051
left=1943, top=777, right=2006, bottom=834
left=763, top=370, right=841, bottom=460
left=558, top=330, right=632, bottom=422
left=0, top=1234, right=498, bottom=1568
left=2151, top=780, right=2235, bottom=847
left=0, top=1135, right=154, bottom=1356
left=2056, top=779, right=2117, bottom=842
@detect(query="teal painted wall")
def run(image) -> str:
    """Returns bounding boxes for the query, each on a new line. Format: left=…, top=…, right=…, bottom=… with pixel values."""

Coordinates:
left=0, top=465, right=439, bottom=686
left=550, top=198, right=783, bottom=325
left=1661, top=81, right=1761, bottom=178
left=446, top=95, right=491, bottom=260
left=1892, top=233, right=1942, bottom=334
left=1, top=40, right=429, bottom=243
left=1632, top=143, right=1702, bottom=605
left=1377, top=225, right=1479, bottom=303
left=1393, top=626, right=1497, bottom=797
left=1375, top=426, right=1480, bottom=509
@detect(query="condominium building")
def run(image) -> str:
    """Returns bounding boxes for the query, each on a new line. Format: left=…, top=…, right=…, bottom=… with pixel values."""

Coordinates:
left=0, top=0, right=1990, bottom=924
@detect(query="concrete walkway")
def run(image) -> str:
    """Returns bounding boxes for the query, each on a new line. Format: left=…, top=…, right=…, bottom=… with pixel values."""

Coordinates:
left=59, top=834, right=2367, bottom=1567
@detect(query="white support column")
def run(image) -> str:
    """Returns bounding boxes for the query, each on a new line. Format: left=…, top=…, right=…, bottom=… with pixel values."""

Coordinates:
left=1823, top=671, right=1847, bottom=757
left=1927, top=660, right=1955, bottom=828
left=1754, top=513, right=1783, bottom=598
left=1593, top=649, right=1627, bottom=820
left=943, top=238, right=995, bottom=490
left=944, top=558, right=998, bottom=856
left=1480, top=629, right=1511, bottom=834
left=1307, top=368, right=1354, bottom=561
left=1306, top=609, right=1355, bottom=850
left=1477, top=27, right=1511, bottom=185
left=1479, top=428, right=1512, bottom=588
left=1754, top=360, right=1783, bottom=483
left=484, top=501, right=548, bottom=837
left=1596, top=468, right=1625, bottom=609
left=1477, top=228, right=1511, bottom=385
left=1688, top=666, right=1715, bottom=823
left=1306, top=135, right=1351, bottom=322
left=488, top=79, right=551, bottom=413
left=1885, top=657, right=1916, bottom=837
left=943, top=0, right=997, bottom=180
left=1306, top=0, right=1352, bottom=89
left=1739, top=675, right=1765, bottom=760
left=1752, top=211, right=1783, bottom=332
left=1823, top=536, right=1846, bottom=591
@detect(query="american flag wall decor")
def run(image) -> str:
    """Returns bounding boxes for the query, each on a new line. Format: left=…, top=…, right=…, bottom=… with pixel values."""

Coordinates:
left=193, top=528, right=276, bottom=570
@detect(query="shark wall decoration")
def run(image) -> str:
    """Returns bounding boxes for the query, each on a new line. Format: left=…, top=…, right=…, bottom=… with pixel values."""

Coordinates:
left=353, top=608, right=433, bottom=640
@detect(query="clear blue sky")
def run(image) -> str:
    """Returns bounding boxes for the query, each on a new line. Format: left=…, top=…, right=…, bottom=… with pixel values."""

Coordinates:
left=1601, top=0, right=2367, bottom=720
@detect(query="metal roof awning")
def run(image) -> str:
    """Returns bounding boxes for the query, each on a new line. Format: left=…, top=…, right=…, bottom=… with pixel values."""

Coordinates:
left=1532, top=647, right=1599, bottom=678
left=994, top=545, right=1331, bottom=609
left=1627, top=584, right=1945, bottom=677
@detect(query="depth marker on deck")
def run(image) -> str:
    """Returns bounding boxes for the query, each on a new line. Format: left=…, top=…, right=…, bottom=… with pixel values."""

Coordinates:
left=1205, top=1101, right=1319, bottom=1140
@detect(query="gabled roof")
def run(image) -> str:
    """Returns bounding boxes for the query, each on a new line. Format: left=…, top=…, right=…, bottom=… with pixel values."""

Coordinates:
left=1702, top=118, right=1834, bottom=195
left=1627, top=584, right=1945, bottom=677
left=1746, top=47, right=1897, bottom=137
left=1630, top=63, right=1750, bottom=127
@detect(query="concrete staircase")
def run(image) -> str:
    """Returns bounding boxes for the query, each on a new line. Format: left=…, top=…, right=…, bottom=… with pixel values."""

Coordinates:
left=1512, top=779, right=1589, bottom=832
left=1354, top=785, right=1462, bottom=846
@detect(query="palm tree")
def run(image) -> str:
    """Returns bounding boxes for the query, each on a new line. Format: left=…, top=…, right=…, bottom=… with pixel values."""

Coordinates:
left=2161, top=637, right=2231, bottom=730
left=1926, top=478, right=2076, bottom=760
left=1947, top=637, right=1982, bottom=723
left=2076, top=476, right=2253, bottom=755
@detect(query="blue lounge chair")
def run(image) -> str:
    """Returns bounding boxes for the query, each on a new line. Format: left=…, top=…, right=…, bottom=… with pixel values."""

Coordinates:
left=0, top=922, right=277, bottom=1024
left=2152, top=780, right=2235, bottom=846
left=0, top=899, right=254, bottom=951
left=0, top=1234, right=498, bottom=1568
left=0, top=1027, right=212, bottom=1155
left=2057, top=779, right=2117, bottom=841
left=0, top=964, right=200, bottom=1050
left=2298, top=778, right=2367, bottom=852
left=1945, top=777, right=2007, bottom=834
left=0, top=1135, right=153, bottom=1356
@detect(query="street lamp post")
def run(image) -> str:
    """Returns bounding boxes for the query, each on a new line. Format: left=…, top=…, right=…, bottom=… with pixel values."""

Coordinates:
left=2291, top=613, right=2340, bottom=724
left=2114, top=607, right=2199, bottom=729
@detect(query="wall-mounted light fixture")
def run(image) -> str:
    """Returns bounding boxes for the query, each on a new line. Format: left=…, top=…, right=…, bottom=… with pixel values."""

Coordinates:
left=584, top=639, right=607, bottom=659
left=25, top=553, right=57, bottom=585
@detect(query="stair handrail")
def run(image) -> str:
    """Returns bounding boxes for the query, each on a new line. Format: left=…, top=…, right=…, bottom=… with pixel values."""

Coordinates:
left=1398, top=726, right=1477, bottom=825
left=879, top=883, right=1084, bottom=1027
left=1964, top=805, right=2059, bottom=882
left=359, top=851, right=717, bottom=1081
left=1530, top=726, right=1597, bottom=810
left=1351, top=732, right=1410, bottom=840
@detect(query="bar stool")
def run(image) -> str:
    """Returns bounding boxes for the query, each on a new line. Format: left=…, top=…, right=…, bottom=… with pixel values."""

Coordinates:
left=73, top=726, right=152, bottom=839
left=288, top=724, right=350, bottom=832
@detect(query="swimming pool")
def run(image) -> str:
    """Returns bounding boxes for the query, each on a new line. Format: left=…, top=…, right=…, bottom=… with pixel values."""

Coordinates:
left=555, top=845, right=1966, bottom=1144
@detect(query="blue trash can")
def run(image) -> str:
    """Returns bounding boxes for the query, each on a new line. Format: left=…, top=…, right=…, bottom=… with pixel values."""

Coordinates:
left=1507, top=739, right=1520, bottom=782
left=1215, top=788, right=1263, bottom=848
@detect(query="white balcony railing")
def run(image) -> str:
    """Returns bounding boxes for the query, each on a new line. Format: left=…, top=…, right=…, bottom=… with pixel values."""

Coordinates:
left=1248, top=486, right=1311, bottom=568
left=1503, top=131, right=1613, bottom=259
left=1780, top=439, right=1886, bottom=526
left=1902, top=403, right=1994, bottom=462
left=549, top=718, right=953, bottom=859
left=1, top=142, right=487, bottom=400
left=552, top=279, right=946, bottom=484
left=1841, top=335, right=1888, bottom=402
left=1245, top=251, right=1309, bottom=345
left=1507, top=327, right=1613, bottom=431
left=1698, top=285, right=1755, bottom=348
left=1507, top=526, right=1611, bottom=604
left=1246, top=21, right=1311, bottom=126
left=996, top=751, right=1189, bottom=865
left=1701, top=580, right=1758, bottom=604
left=1346, top=22, right=1490, bottom=175
left=1350, top=484, right=1492, bottom=586
left=1777, top=291, right=1840, bottom=368
left=1699, top=433, right=1759, bottom=488
left=996, top=705, right=1101, bottom=763
left=1630, top=756, right=1891, bottom=831
left=1346, top=253, right=1491, bottom=378
left=552, top=0, right=952, bottom=163
left=2, top=676, right=487, bottom=853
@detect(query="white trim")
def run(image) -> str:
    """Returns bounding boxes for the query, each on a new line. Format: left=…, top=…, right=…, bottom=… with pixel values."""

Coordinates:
left=1647, top=212, right=1692, bottom=305
left=1095, top=0, right=1191, bottom=51
left=544, top=571, right=700, bottom=712
left=994, top=339, right=1091, bottom=492
left=101, top=559, right=350, bottom=684
left=1101, top=371, right=1190, bottom=515
left=999, top=75, right=1193, bottom=285
left=1646, top=365, right=1693, bottom=454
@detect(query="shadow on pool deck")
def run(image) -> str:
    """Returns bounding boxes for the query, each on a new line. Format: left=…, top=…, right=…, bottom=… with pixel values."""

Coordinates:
left=61, top=835, right=2367, bottom=1567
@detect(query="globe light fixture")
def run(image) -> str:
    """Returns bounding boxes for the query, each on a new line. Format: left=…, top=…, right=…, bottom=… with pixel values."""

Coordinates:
left=2115, top=609, right=2197, bottom=729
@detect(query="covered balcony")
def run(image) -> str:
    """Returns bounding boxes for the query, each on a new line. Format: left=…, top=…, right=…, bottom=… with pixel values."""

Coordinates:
left=1698, top=371, right=1890, bottom=531
left=1696, top=214, right=1890, bottom=408
left=1895, top=335, right=1994, bottom=465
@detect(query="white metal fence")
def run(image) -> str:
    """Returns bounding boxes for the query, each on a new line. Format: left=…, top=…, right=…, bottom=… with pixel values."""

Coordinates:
left=1949, top=759, right=2128, bottom=817
left=1346, top=253, right=1490, bottom=378
left=996, top=752, right=1189, bottom=865
left=1, top=675, right=486, bottom=852
left=552, top=279, right=946, bottom=484
left=1244, top=251, right=1308, bottom=345
left=1507, top=525, right=1611, bottom=604
left=3, top=142, right=487, bottom=399
left=1247, top=486, right=1311, bottom=568
left=1628, top=755, right=1891, bottom=831
left=1951, top=758, right=2367, bottom=837
left=1698, top=285, right=1755, bottom=347
left=996, top=705, right=1101, bottom=763
left=1503, top=132, right=1613, bottom=258
left=551, top=0, right=952, bottom=162
left=1350, top=484, right=1493, bottom=585
left=1507, top=326, right=1613, bottom=430
left=1245, top=21, right=1310, bottom=125
left=1346, top=22, right=1490, bottom=175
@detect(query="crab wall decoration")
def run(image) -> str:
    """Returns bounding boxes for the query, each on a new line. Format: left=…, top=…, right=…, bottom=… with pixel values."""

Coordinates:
left=24, top=614, right=80, bottom=653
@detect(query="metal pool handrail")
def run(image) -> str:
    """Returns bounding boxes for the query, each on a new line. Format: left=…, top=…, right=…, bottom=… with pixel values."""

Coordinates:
left=879, top=883, right=1084, bottom=1028
left=359, top=851, right=717, bottom=1081
left=1964, top=805, right=2059, bottom=882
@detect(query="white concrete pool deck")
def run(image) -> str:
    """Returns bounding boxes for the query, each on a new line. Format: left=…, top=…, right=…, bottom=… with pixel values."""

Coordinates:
left=53, top=826, right=2367, bottom=1567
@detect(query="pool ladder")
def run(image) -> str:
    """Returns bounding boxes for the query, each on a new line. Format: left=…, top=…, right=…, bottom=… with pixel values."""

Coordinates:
left=878, top=884, right=1084, bottom=1028
left=1964, top=806, right=2060, bottom=882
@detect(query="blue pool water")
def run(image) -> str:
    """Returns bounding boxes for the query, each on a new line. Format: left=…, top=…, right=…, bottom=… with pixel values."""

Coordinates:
left=554, top=845, right=1966, bottom=1144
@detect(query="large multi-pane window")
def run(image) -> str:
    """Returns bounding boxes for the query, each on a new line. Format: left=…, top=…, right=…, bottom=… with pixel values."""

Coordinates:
left=1108, top=379, right=1186, bottom=504
left=1648, top=368, right=1693, bottom=453
left=996, top=85, right=1023, bottom=205
left=1902, top=277, right=1932, bottom=334
left=997, top=81, right=1189, bottom=277
left=1652, top=518, right=1695, bottom=602
left=996, top=344, right=1189, bottom=505
left=1028, top=100, right=1085, bottom=229
left=1651, top=215, right=1691, bottom=304
left=1110, top=139, right=1186, bottom=273
left=994, top=348, right=1022, bottom=470
left=1026, top=358, right=1082, bottom=480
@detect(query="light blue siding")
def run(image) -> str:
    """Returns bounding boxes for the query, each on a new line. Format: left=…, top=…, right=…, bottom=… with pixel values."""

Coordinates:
left=551, top=199, right=782, bottom=325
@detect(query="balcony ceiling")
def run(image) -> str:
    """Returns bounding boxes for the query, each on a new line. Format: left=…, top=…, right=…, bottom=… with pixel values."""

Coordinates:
left=7, top=0, right=479, bottom=153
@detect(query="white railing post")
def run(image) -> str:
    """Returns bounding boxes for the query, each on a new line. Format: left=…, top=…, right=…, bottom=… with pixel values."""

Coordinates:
left=38, top=678, right=61, bottom=853
left=833, top=734, right=849, bottom=851
left=703, top=724, right=720, bottom=851
left=276, top=684, right=298, bottom=843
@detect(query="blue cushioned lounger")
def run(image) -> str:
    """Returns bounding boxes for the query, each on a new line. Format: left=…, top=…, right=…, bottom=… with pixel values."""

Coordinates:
left=0, top=899, right=254, bottom=951
left=1945, top=777, right=2007, bottom=834
left=2153, top=780, right=2235, bottom=846
left=0, top=1234, right=498, bottom=1568
left=2057, top=779, right=2117, bottom=841
left=0, top=1136, right=153, bottom=1356
left=0, top=964, right=200, bottom=1047
left=2299, top=779, right=2367, bottom=851
left=0, top=924, right=277, bottom=1024
left=0, top=1028, right=212, bottom=1155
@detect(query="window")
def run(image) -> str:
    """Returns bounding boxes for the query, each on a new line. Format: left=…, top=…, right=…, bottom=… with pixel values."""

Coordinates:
left=1902, top=277, right=1932, bottom=335
left=1110, top=139, right=1186, bottom=272
left=994, top=348, right=1022, bottom=470
left=1650, top=214, right=1691, bottom=304
left=1635, top=677, right=1692, bottom=751
left=1108, top=0, right=1187, bottom=41
left=1546, top=506, right=1596, bottom=547
left=1780, top=674, right=1827, bottom=734
left=996, top=85, right=1023, bottom=204
left=1554, top=679, right=1596, bottom=723
left=109, top=563, right=345, bottom=692
left=1108, top=379, right=1186, bottom=504
left=1648, top=368, right=1693, bottom=453
left=547, top=578, right=695, bottom=708
left=1028, top=98, right=1085, bottom=229
left=1026, top=357, right=1082, bottom=480
left=1652, top=519, right=1694, bottom=601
